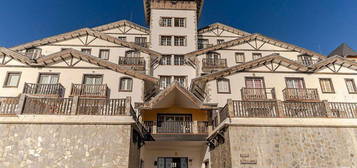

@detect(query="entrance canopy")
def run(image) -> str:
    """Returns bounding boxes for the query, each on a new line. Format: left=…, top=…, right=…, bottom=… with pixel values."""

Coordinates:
left=142, top=82, right=207, bottom=109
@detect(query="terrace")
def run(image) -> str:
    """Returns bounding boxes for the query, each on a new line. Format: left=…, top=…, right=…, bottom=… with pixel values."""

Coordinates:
left=213, top=99, right=357, bottom=128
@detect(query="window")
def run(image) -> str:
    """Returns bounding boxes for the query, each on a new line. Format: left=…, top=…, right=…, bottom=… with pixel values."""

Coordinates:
left=83, top=75, right=103, bottom=85
left=160, top=36, right=172, bottom=46
left=81, top=48, right=92, bottom=55
left=235, top=53, right=245, bottom=63
left=160, top=76, right=171, bottom=90
left=174, top=36, right=186, bottom=46
left=252, top=53, right=262, bottom=60
left=119, top=77, right=133, bottom=92
left=160, top=17, right=172, bottom=27
left=298, top=55, right=314, bottom=66
left=4, top=72, right=21, bottom=87
left=118, top=36, right=127, bottom=41
left=319, top=78, right=334, bottom=93
left=217, top=78, right=231, bottom=94
left=160, top=55, right=172, bottom=65
left=217, top=39, right=225, bottom=44
left=125, top=50, right=140, bottom=57
left=25, top=48, right=42, bottom=59
left=174, top=55, right=185, bottom=65
left=174, top=18, right=186, bottom=27
left=174, top=76, right=186, bottom=87
left=245, top=77, right=265, bottom=88
left=38, top=73, right=59, bottom=84
left=345, top=79, right=357, bottom=94
left=135, top=37, right=147, bottom=47
left=198, top=39, right=209, bottom=49
left=99, top=49, right=110, bottom=60
left=206, top=52, right=221, bottom=65
left=286, top=78, right=305, bottom=89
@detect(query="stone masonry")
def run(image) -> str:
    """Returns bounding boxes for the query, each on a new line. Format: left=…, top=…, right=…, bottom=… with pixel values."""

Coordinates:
left=211, top=126, right=357, bottom=168
left=0, top=123, right=135, bottom=168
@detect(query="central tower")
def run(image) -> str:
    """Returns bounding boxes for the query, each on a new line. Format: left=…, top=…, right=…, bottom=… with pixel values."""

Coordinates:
left=144, top=0, right=204, bottom=54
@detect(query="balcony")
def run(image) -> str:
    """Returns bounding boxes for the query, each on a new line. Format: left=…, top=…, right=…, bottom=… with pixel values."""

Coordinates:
left=118, top=57, right=146, bottom=71
left=198, top=43, right=214, bottom=50
left=241, top=88, right=276, bottom=101
left=144, top=121, right=209, bottom=135
left=70, top=84, right=108, bottom=98
left=283, top=88, right=320, bottom=101
left=23, top=83, right=64, bottom=97
left=202, top=58, right=227, bottom=72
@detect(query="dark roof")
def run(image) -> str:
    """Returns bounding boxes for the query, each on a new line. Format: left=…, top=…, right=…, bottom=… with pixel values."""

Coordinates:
left=328, top=43, right=357, bottom=57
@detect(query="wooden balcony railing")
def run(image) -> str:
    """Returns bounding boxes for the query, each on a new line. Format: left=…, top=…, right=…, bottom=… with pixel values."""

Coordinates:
left=232, top=100, right=279, bottom=118
left=70, top=84, right=108, bottom=98
left=118, top=57, right=145, bottom=71
left=23, top=83, right=65, bottom=97
left=214, top=100, right=357, bottom=126
left=283, top=88, right=320, bottom=101
left=0, top=97, right=19, bottom=115
left=77, top=98, right=127, bottom=115
left=144, top=120, right=209, bottom=134
left=197, top=121, right=209, bottom=134
left=329, top=102, right=357, bottom=118
left=241, top=88, right=276, bottom=101
left=0, top=95, right=133, bottom=116
left=202, top=58, right=227, bottom=72
left=283, top=101, right=327, bottom=118
left=23, top=97, right=73, bottom=115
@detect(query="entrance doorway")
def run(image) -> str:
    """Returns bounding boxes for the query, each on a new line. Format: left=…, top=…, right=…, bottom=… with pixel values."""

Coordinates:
left=157, top=157, right=188, bottom=168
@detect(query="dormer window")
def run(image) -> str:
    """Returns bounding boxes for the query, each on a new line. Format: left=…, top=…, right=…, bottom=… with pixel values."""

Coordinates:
left=25, top=48, right=42, bottom=59
left=298, top=54, right=314, bottom=66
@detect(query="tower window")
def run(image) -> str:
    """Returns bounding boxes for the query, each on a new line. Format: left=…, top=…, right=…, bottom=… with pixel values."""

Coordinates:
left=160, top=36, right=172, bottom=46
left=174, top=18, right=186, bottom=27
left=160, top=17, right=172, bottom=27
left=160, top=55, right=172, bottom=65
left=174, top=36, right=186, bottom=46
left=174, top=55, right=185, bottom=65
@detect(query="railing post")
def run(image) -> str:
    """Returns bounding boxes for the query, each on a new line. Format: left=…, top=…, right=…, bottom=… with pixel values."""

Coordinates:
left=153, top=121, right=157, bottom=134
left=71, top=96, right=79, bottom=115
left=192, top=121, right=198, bottom=134
left=227, top=99, right=235, bottom=117
left=323, top=100, right=333, bottom=118
left=276, top=100, right=285, bottom=118
left=16, top=94, right=27, bottom=115
left=125, top=96, right=132, bottom=116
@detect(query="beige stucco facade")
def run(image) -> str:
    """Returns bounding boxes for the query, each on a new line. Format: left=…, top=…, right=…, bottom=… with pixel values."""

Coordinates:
left=0, top=0, right=356, bottom=168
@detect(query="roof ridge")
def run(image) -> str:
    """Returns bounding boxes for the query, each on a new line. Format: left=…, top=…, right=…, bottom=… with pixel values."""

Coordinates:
left=198, top=22, right=251, bottom=36
left=92, top=20, right=150, bottom=33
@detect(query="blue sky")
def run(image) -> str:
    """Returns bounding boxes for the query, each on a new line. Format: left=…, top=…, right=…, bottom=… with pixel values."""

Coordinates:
left=0, top=0, right=356, bottom=55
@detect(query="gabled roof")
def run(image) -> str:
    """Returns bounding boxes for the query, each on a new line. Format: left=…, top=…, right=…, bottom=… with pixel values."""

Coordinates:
left=328, top=43, right=357, bottom=58
left=309, top=55, right=357, bottom=71
left=35, top=49, right=159, bottom=83
left=0, top=47, right=32, bottom=65
left=142, top=82, right=207, bottom=109
left=185, top=34, right=326, bottom=59
left=10, top=28, right=161, bottom=57
left=192, top=54, right=310, bottom=82
left=198, top=23, right=251, bottom=37
left=92, top=20, right=150, bottom=34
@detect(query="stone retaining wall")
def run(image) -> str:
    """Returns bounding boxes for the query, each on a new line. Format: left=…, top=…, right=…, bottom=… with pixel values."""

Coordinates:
left=0, top=116, right=138, bottom=168
left=211, top=125, right=357, bottom=168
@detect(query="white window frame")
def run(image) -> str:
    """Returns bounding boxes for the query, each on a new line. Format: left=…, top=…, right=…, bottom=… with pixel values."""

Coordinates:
left=3, top=72, right=21, bottom=88
left=99, top=49, right=110, bottom=60
left=119, top=77, right=133, bottom=92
